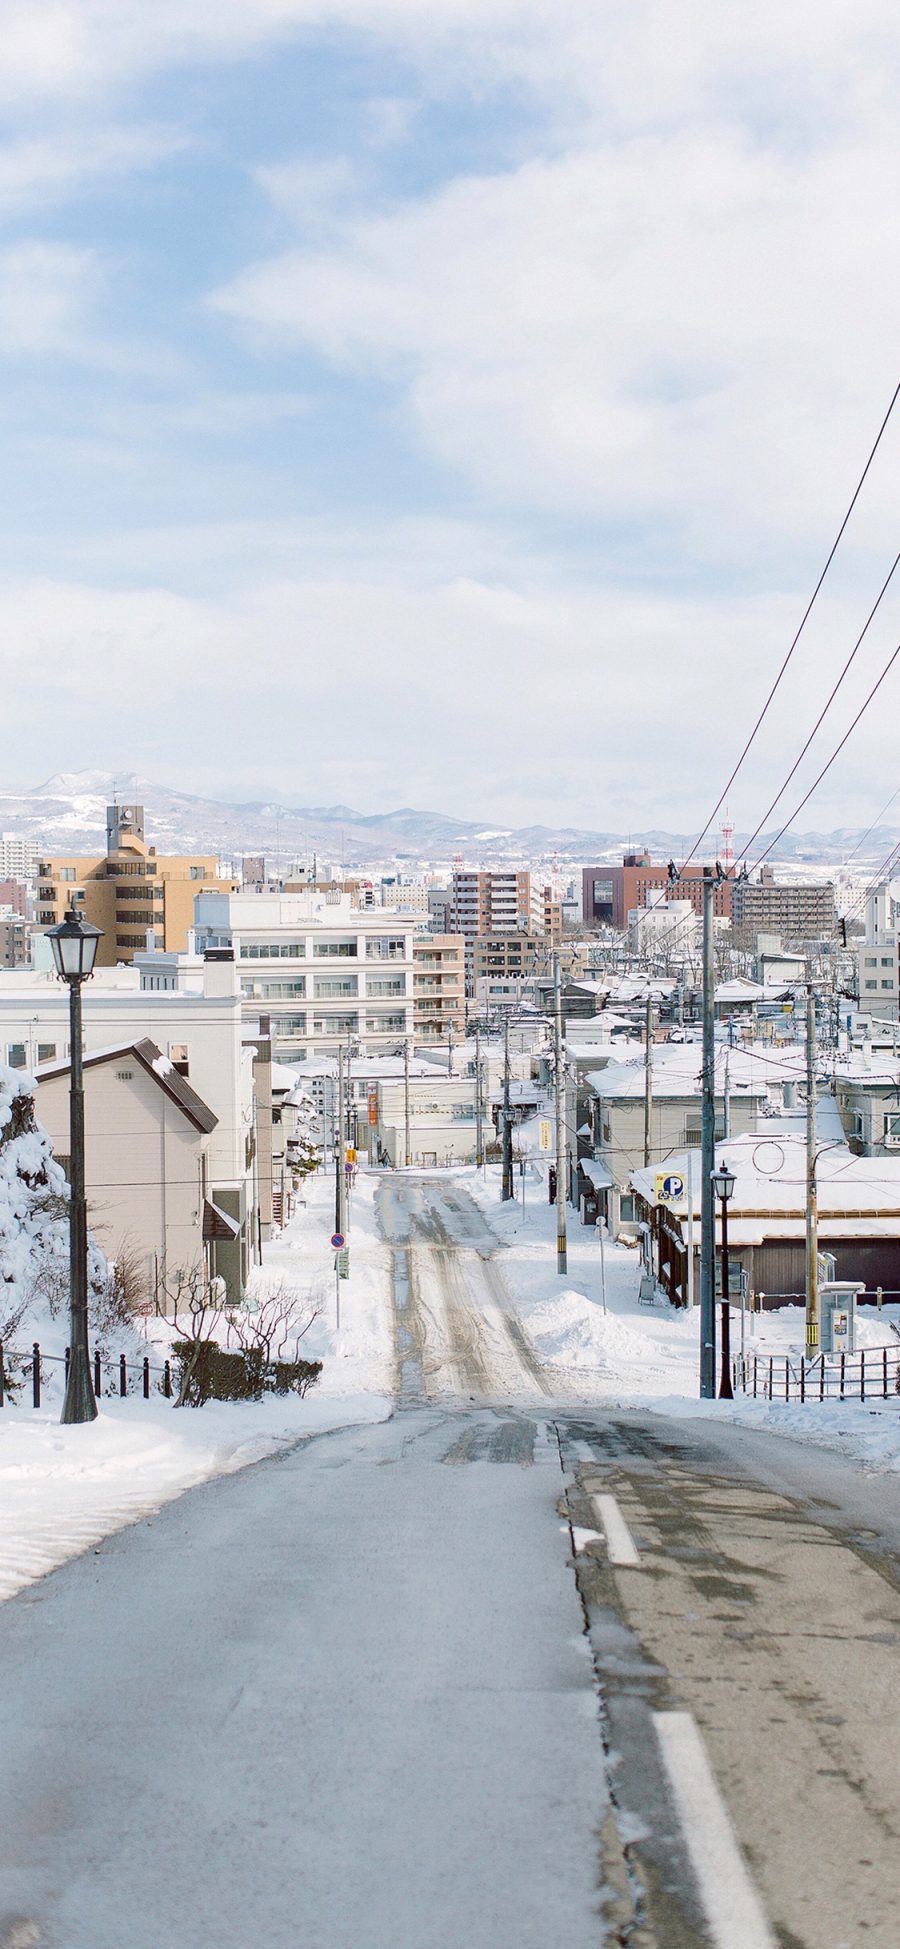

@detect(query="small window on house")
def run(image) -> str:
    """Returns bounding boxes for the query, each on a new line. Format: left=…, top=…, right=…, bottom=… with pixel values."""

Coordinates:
left=55, top=1153, right=71, bottom=1181
left=885, top=1113, right=900, bottom=1146
left=36, top=1043, right=56, bottom=1063
left=865, top=956, right=877, bottom=967
left=881, top=980, right=894, bottom=990
left=6, top=1043, right=26, bottom=1068
left=619, top=1193, right=636, bottom=1223
left=882, top=957, right=894, bottom=968
left=865, top=980, right=878, bottom=990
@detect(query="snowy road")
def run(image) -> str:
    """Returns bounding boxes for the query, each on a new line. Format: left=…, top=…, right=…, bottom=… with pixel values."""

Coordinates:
left=2, top=1175, right=899, bottom=1947
left=377, top=1174, right=550, bottom=1401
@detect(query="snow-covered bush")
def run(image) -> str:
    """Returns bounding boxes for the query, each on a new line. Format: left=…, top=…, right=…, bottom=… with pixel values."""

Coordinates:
left=0, top=1064, right=108, bottom=1342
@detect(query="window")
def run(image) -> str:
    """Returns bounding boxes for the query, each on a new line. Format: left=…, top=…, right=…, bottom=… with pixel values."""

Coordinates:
left=59, top=868, right=76, bottom=882
left=885, top=1113, right=900, bottom=1146
left=313, top=940, right=358, bottom=957
left=851, top=1110, right=865, bottom=1140
left=189, top=866, right=206, bottom=880
left=239, top=941, right=305, bottom=959
left=619, top=1193, right=636, bottom=1223
left=55, top=1153, right=71, bottom=1182
left=865, top=979, right=878, bottom=991
left=240, top=979, right=306, bottom=1000
left=882, top=957, right=894, bottom=968
left=6, top=1043, right=26, bottom=1068
left=314, top=977, right=358, bottom=999
left=37, top=1042, right=56, bottom=1063
left=312, top=1014, right=359, bottom=1035
left=881, top=979, right=894, bottom=990
left=367, top=977, right=405, bottom=996
left=865, top=956, right=877, bottom=967
left=271, top=1014, right=306, bottom=1033
left=365, top=937, right=405, bottom=960
left=365, top=1013, right=406, bottom=1034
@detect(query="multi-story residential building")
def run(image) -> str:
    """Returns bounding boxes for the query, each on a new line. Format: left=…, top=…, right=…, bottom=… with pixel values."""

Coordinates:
left=0, top=879, right=28, bottom=916
left=730, top=867, right=835, bottom=947
left=412, top=935, right=465, bottom=1044
left=0, top=833, right=38, bottom=878
left=191, top=888, right=418, bottom=1063
left=582, top=854, right=733, bottom=929
left=380, top=877, right=430, bottom=913
left=0, top=915, right=30, bottom=968
left=33, top=802, right=239, bottom=966
left=472, top=934, right=546, bottom=986
left=451, top=868, right=533, bottom=940
left=857, top=944, right=900, bottom=1020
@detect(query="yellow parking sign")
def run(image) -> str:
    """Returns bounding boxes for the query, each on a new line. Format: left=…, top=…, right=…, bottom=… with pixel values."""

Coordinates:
left=655, top=1171, right=685, bottom=1205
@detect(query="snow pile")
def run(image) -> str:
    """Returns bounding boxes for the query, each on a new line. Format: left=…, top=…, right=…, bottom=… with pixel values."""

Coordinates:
left=0, top=1062, right=108, bottom=1346
left=527, top=1289, right=652, bottom=1372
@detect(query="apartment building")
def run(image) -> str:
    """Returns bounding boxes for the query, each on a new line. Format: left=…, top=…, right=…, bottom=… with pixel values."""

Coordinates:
left=0, top=915, right=30, bottom=968
left=191, top=888, right=418, bottom=1063
left=472, top=934, right=546, bottom=984
left=0, top=833, right=38, bottom=878
left=582, top=855, right=733, bottom=929
left=412, top=935, right=465, bottom=1044
left=857, top=944, right=899, bottom=1021
left=730, top=867, right=835, bottom=947
left=33, top=802, right=239, bottom=966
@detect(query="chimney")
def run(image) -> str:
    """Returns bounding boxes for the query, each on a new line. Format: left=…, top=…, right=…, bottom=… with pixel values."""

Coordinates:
left=203, top=948, right=238, bottom=998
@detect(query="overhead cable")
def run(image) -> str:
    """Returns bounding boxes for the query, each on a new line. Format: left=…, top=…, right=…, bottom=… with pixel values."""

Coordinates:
left=681, top=375, right=900, bottom=872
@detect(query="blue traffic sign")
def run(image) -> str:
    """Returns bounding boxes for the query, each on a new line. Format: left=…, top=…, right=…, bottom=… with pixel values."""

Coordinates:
left=331, top=1232, right=345, bottom=1249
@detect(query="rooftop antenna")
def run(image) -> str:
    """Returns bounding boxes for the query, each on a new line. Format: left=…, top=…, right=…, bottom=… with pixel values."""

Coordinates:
left=721, top=807, right=734, bottom=878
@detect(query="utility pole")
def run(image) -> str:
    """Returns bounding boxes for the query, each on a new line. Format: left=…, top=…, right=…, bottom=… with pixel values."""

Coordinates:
left=553, top=949, right=568, bottom=1273
left=474, top=1019, right=483, bottom=1168
left=700, top=868, right=716, bottom=1397
left=448, top=1021, right=454, bottom=1077
left=403, top=1035, right=411, bottom=1168
left=643, top=991, right=653, bottom=1167
left=806, top=987, right=818, bottom=1351
left=336, top=1046, right=347, bottom=1239
left=501, top=1013, right=513, bottom=1200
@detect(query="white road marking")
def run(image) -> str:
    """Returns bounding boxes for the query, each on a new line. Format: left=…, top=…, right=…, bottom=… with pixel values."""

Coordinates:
left=591, top=1492, right=641, bottom=1567
left=653, top=1711, right=776, bottom=1949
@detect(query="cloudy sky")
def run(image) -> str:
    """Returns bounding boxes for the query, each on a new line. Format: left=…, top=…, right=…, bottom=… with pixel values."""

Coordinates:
left=2, top=0, right=900, bottom=835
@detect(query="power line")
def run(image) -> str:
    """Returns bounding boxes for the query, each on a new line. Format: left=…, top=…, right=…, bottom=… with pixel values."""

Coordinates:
left=682, top=376, right=900, bottom=872
left=746, top=635, right=900, bottom=875
left=740, top=545, right=900, bottom=861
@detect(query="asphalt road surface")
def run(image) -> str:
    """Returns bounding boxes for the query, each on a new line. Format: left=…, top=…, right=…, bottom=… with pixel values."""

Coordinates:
left=0, top=1176, right=897, bottom=1947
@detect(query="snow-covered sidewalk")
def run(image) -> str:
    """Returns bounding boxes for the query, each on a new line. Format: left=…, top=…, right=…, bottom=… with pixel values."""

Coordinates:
left=464, top=1163, right=900, bottom=1475
left=0, top=1167, right=394, bottom=1602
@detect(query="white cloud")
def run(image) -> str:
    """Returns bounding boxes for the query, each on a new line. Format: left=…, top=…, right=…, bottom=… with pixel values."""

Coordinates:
left=215, top=123, right=900, bottom=565
left=0, top=241, right=98, bottom=350
left=0, top=123, right=187, bottom=218
left=2, top=559, right=899, bottom=831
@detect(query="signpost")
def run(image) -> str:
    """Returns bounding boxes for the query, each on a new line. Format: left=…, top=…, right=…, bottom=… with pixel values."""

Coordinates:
left=331, top=1232, right=346, bottom=1328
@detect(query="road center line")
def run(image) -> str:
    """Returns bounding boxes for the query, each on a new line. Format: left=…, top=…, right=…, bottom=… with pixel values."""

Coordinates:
left=590, top=1492, right=641, bottom=1567
left=653, top=1712, right=776, bottom=1949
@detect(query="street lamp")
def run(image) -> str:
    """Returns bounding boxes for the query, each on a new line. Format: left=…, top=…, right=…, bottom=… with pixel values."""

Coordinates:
left=711, top=1161, right=736, bottom=1401
left=48, top=906, right=103, bottom=1424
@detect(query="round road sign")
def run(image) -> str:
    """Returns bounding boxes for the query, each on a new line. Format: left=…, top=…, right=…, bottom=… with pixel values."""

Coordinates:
left=331, top=1232, right=345, bottom=1249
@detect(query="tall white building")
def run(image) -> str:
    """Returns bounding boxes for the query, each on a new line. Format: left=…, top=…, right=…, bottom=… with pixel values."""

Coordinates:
left=191, top=889, right=417, bottom=1062
left=0, top=832, right=38, bottom=879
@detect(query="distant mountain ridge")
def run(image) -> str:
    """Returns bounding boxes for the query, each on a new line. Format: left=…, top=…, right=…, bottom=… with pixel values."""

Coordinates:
left=0, top=771, right=889, bottom=871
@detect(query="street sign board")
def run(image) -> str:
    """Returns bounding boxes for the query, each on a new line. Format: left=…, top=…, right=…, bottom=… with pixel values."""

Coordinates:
left=655, top=1171, right=685, bottom=1205
left=331, top=1232, right=345, bottom=1249
left=539, top=1119, right=552, bottom=1152
left=337, top=1247, right=350, bottom=1279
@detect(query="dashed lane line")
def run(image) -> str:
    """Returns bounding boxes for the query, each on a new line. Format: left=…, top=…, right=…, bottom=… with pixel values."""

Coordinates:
left=590, top=1491, right=642, bottom=1568
left=653, top=1711, right=776, bottom=1949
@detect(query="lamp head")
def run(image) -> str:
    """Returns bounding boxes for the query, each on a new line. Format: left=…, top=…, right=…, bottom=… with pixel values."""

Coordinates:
left=47, top=907, right=103, bottom=984
left=711, top=1161, right=736, bottom=1203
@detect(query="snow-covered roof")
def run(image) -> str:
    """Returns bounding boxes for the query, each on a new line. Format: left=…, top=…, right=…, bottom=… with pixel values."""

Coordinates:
left=35, top=1038, right=218, bottom=1134
left=586, top=1040, right=801, bottom=1101
left=630, top=1127, right=900, bottom=1236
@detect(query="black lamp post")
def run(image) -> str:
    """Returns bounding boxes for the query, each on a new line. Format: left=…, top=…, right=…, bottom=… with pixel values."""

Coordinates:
left=47, top=907, right=103, bottom=1424
left=711, top=1161, right=736, bottom=1401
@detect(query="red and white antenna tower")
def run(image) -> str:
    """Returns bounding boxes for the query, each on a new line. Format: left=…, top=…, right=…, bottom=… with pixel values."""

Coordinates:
left=721, top=808, right=734, bottom=877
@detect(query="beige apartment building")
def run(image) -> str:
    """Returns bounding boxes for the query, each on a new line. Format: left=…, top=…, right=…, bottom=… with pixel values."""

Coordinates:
left=34, top=802, right=239, bottom=967
left=412, top=935, right=465, bottom=1044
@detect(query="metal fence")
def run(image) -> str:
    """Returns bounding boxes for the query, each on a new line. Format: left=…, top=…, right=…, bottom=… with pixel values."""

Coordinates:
left=0, top=1342, right=173, bottom=1408
left=734, top=1343, right=900, bottom=1403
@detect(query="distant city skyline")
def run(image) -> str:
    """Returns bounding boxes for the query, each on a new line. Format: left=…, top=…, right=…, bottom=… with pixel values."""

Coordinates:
left=1, top=4, right=899, bottom=832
